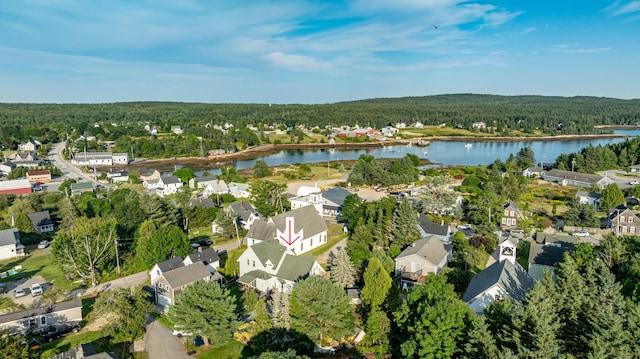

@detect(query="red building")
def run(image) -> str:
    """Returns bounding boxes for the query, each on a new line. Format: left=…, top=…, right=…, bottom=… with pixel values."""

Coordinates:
left=0, top=179, right=33, bottom=195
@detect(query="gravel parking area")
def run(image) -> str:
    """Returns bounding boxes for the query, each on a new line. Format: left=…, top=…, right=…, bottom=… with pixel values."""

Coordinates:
left=2, top=275, right=49, bottom=308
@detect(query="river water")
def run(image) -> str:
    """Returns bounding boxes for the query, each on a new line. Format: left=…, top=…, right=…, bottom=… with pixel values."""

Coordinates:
left=176, top=129, right=640, bottom=174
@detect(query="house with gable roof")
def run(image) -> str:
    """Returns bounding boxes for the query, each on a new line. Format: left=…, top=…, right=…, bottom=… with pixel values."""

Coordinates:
left=27, top=210, right=54, bottom=234
left=0, top=299, right=82, bottom=334
left=463, top=238, right=534, bottom=312
left=246, top=205, right=328, bottom=255
left=153, top=261, right=222, bottom=308
left=543, top=169, right=614, bottom=189
left=202, top=180, right=229, bottom=197
left=228, top=182, right=251, bottom=198
left=576, top=191, right=602, bottom=210
left=416, top=215, right=452, bottom=242
left=226, top=201, right=259, bottom=230
left=17, top=140, right=38, bottom=151
left=0, top=228, right=26, bottom=260
left=607, top=205, right=640, bottom=236
left=501, top=201, right=523, bottom=229
left=237, top=240, right=325, bottom=293
left=394, top=236, right=452, bottom=290
left=150, top=257, right=185, bottom=284
left=144, top=175, right=183, bottom=197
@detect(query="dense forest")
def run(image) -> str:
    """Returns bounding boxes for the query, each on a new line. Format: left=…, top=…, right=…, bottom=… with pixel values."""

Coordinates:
left=2, top=95, right=640, bottom=146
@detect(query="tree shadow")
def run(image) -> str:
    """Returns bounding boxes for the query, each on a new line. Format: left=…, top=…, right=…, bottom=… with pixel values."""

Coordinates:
left=242, top=327, right=314, bottom=357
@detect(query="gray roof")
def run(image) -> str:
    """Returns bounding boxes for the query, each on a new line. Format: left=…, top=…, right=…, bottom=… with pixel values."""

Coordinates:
left=528, top=242, right=572, bottom=267
left=160, top=175, right=182, bottom=185
left=416, top=216, right=449, bottom=237
left=503, top=201, right=520, bottom=211
left=0, top=299, right=81, bottom=326
left=395, top=236, right=451, bottom=267
left=163, top=261, right=211, bottom=288
left=186, top=247, right=220, bottom=265
left=271, top=205, right=327, bottom=238
left=462, top=260, right=534, bottom=303
left=321, top=187, right=353, bottom=208
left=70, top=182, right=94, bottom=191
left=576, top=191, right=601, bottom=199
left=28, top=210, right=53, bottom=229
left=0, top=179, right=31, bottom=191
left=189, top=197, right=215, bottom=208
left=197, top=175, right=219, bottom=183
left=543, top=169, right=603, bottom=185
left=229, top=201, right=256, bottom=222
left=247, top=220, right=276, bottom=241
left=0, top=228, right=20, bottom=246
left=156, top=257, right=185, bottom=273
left=49, top=344, right=118, bottom=359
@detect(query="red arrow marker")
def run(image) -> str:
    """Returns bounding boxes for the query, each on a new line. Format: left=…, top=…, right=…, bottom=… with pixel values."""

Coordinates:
left=277, top=217, right=304, bottom=246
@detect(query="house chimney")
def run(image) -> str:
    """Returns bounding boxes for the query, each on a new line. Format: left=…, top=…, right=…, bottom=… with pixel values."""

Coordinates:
left=441, top=219, right=444, bottom=226
left=198, top=246, right=202, bottom=253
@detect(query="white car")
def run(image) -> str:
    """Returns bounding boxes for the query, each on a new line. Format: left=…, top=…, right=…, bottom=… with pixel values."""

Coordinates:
left=30, top=283, right=43, bottom=296
left=457, top=224, right=472, bottom=230
left=14, top=288, right=26, bottom=298
left=630, top=181, right=640, bottom=185
left=572, top=231, right=589, bottom=237
left=38, top=240, right=50, bottom=249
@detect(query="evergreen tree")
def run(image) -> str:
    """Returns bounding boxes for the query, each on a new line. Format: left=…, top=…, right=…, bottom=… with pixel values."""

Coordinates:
left=391, top=199, right=420, bottom=247
left=463, top=315, right=499, bottom=359
left=167, top=280, right=239, bottom=348
left=360, top=308, right=391, bottom=358
left=330, top=247, right=356, bottom=289
left=253, top=160, right=272, bottom=178
left=360, top=257, right=392, bottom=311
left=90, top=287, right=154, bottom=345
left=600, top=183, right=625, bottom=211
left=290, top=277, right=354, bottom=343
left=134, top=224, right=192, bottom=269
left=57, top=195, right=79, bottom=230
left=393, top=275, right=475, bottom=359
left=515, top=275, right=562, bottom=359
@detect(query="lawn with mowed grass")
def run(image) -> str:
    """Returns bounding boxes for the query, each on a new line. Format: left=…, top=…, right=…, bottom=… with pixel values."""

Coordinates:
left=0, top=249, right=81, bottom=291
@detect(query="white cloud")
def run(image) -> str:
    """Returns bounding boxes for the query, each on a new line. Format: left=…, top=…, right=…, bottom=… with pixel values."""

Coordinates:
left=606, top=1, right=640, bottom=16
left=263, top=52, right=334, bottom=71
left=550, top=44, right=610, bottom=54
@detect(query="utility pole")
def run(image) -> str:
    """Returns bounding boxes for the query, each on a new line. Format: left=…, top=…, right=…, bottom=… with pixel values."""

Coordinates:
left=114, top=238, right=121, bottom=275
left=234, top=219, right=241, bottom=247
left=571, top=158, right=576, bottom=172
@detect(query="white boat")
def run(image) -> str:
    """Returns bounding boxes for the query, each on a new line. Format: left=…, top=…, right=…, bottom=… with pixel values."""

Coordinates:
left=423, top=151, right=429, bottom=155
left=464, top=143, right=473, bottom=149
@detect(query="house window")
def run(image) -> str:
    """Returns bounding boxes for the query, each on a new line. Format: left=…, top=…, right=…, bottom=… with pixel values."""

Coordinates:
left=504, top=209, right=509, bottom=216
left=157, top=283, right=163, bottom=289
left=300, top=242, right=304, bottom=252
left=623, top=226, right=628, bottom=233
left=632, top=226, right=636, bottom=234
left=501, top=218, right=507, bottom=225
left=247, top=259, right=250, bottom=265
left=510, top=210, right=515, bottom=217
left=41, top=317, right=46, bottom=325
left=621, top=216, right=626, bottom=223
left=252, top=261, right=255, bottom=267
left=311, top=238, right=313, bottom=246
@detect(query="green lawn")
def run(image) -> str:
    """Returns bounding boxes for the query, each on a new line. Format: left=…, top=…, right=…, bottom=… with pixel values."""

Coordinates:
left=195, top=340, right=249, bottom=359
left=309, top=223, right=348, bottom=257
left=0, top=250, right=80, bottom=291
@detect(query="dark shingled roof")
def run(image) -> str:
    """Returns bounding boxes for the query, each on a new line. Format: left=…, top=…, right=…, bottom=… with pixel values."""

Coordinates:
left=528, top=243, right=571, bottom=267
left=0, top=228, right=19, bottom=246
left=462, top=260, right=534, bottom=303
left=416, top=216, right=449, bottom=237
left=156, top=257, right=185, bottom=273
left=187, top=247, right=220, bottom=265
left=163, top=261, right=211, bottom=288
left=229, top=201, right=256, bottom=222
left=247, top=220, right=276, bottom=241
left=27, top=210, right=53, bottom=229
left=0, top=299, right=82, bottom=325
left=160, top=175, right=182, bottom=185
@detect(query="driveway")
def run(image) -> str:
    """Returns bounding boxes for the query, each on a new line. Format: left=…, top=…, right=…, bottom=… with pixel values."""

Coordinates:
left=2, top=275, right=48, bottom=308
left=145, top=319, right=191, bottom=359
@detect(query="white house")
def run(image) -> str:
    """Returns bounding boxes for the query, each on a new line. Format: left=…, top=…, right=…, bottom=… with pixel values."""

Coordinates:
left=112, top=153, right=129, bottom=165
left=576, top=191, right=602, bottom=210
left=17, top=141, right=38, bottom=151
left=144, top=176, right=183, bottom=197
left=227, top=201, right=259, bottom=230
left=543, top=169, right=614, bottom=189
left=472, top=122, right=486, bottom=129
left=246, top=205, right=328, bottom=255
left=202, top=180, right=229, bottom=197
left=27, top=211, right=54, bottom=234
left=150, top=257, right=184, bottom=285
left=289, top=192, right=324, bottom=217
left=462, top=239, right=534, bottom=313
left=237, top=240, right=325, bottom=293
left=0, top=299, right=82, bottom=334
left=71, top=152, right=114, bottom=166
left=171, top=126, right=183, bottom=135
left=394, top=236, right=452, bottom=290
left=228, top=182, right=251, bottom=198
left=0, top=229, right=25, bottom=260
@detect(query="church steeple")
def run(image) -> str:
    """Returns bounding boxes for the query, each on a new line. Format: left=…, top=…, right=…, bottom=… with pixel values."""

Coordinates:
left=498, top=238, right=517, bottom=265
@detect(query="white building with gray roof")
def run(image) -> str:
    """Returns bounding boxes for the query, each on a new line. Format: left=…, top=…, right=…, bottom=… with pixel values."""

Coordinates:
left=246, top=205, right=328, bottom=255
left=394, top=236, right=452, bottom=290
left=0, top=228, right=25, bottom=260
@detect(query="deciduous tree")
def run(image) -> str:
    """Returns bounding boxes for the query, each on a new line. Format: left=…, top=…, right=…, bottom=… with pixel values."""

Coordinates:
left=52, top=216, right=117, bottom=286
left=134, top=224, right=192, bottom=269
left=91, top=287, right=153, bottom=345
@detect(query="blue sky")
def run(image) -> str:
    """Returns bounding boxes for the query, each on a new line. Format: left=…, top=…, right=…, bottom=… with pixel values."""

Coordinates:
left=1, top=0, right=639, bottom=104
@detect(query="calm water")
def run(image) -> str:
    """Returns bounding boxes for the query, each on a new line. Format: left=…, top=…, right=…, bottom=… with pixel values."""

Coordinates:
left=182, top=129, right=640, bottom=174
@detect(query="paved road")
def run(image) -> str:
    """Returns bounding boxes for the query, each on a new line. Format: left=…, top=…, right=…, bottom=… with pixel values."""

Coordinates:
left=65, top=271, right=149, bottom=300
left=145, top=319, right=191, bottom=359
left=50, top=141, right=104, bottom=187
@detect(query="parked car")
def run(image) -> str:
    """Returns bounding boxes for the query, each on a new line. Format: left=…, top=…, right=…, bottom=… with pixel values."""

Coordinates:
left=14, top=288, right=26, bottom=298
left=630, top=181, right=640, bottom=185
left=572, top=230, right=589, bottom=237
left=30, top=283, right=43, bottom=296
left=37, top=240, right=50, bottom=249
left=197, top=239, right=213, bottom=246
left=40, top=322, right=81, bottom=342
left=457, top=224, right=472, bottom=230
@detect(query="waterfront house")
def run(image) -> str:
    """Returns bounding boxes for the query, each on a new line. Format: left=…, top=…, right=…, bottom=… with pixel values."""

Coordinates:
left=543, top=169, right=614, bottom=189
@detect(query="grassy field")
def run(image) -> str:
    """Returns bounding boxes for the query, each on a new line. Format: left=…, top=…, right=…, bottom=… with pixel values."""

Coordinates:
left=310, top=223, right=349, bottom=258
left=0, top=249, right=79, bottom=291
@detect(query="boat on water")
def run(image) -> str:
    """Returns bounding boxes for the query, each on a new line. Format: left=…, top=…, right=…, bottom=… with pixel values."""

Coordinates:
left=416, top=139, right=430, bottom=147
left=423, top=151, right=429, bottom=156
left=465, top=143, right=473, bottom=148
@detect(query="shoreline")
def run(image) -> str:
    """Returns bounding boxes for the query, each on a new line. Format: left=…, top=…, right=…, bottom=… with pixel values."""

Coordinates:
left=108, top=133, right=627, bottom=171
